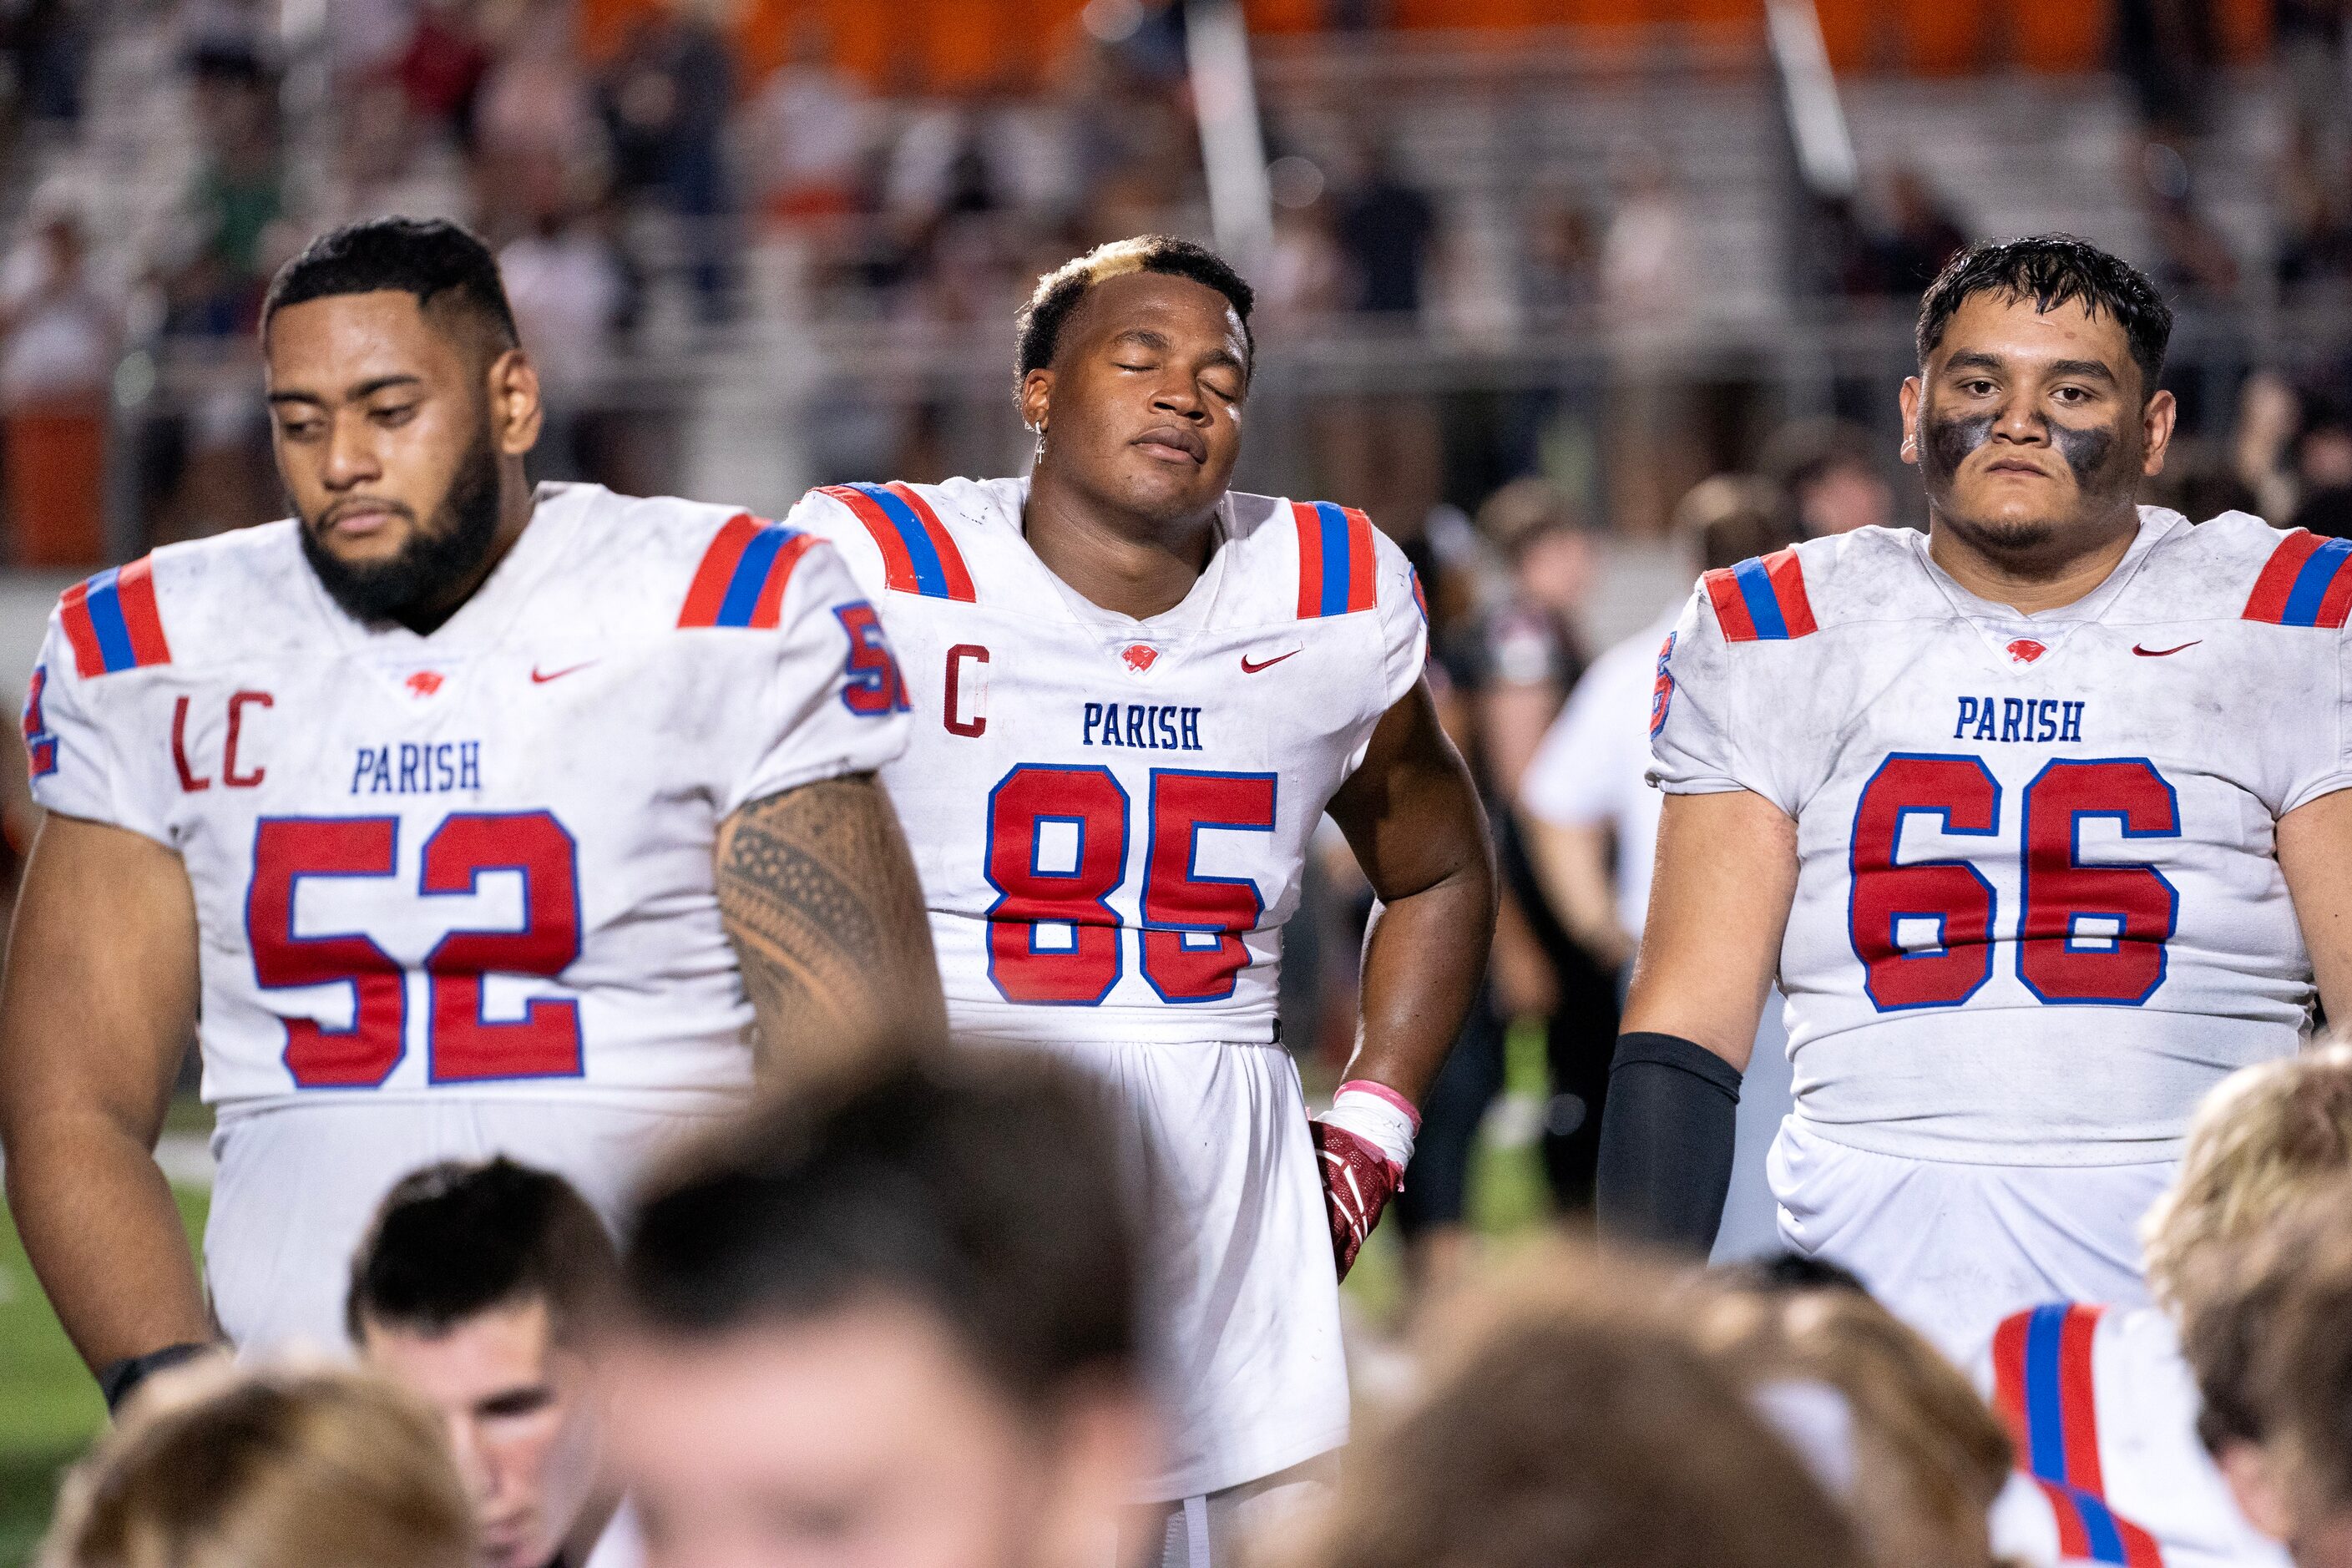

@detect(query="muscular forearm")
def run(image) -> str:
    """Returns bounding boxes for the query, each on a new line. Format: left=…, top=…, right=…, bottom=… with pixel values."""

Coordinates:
left=1345, top=867, right=1495, bottom=1104
left=4, top=1110, right=208, bottom=1371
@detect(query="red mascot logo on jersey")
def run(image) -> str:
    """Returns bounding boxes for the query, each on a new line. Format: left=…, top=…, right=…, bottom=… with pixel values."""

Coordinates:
left=2006, top=639, right=2046, bottom=665
left=1121, top=644, right=1159, bottom=674
left=404, top=670, right=446, bottom=697
left=1649, top=632, right=1677, bottom=737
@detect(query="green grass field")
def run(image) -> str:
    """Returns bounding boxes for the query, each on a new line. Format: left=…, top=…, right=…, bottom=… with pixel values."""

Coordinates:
left=0, top=1039, right=1557, bottom=1564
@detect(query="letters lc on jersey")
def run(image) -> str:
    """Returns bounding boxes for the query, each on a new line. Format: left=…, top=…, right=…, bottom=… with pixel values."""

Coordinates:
left=174, top=690, right=273, bottom=792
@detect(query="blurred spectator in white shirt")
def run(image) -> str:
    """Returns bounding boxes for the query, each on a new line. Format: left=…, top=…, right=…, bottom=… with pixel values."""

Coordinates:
left=0, top=208, right=119, bottom=564
left=501, top=211, right=622, bottom=480
left=742, top=20, right=875, bottom=223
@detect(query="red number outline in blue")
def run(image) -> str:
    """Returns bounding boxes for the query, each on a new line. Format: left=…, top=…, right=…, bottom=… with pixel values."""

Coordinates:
left=1139, top=768, right=1277, bottom=1004
left=420, top=810, right=586, bottom=1082
left=1847, top=753, right=2002, bottom=1013
left=982, top=763, right=1130, bottom=1006
left=2016, top=756, right=2180, bottom=1007
left=248, top=815, right=407, bottom=1089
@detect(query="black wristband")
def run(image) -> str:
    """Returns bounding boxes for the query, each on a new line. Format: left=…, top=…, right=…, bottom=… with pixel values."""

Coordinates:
left=1594, top=1031, right=1741, bottom=1254
left=97, top=1342, right=212, bottom=1414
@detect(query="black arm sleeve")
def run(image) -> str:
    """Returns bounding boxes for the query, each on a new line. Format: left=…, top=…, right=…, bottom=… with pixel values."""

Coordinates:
left=1593, top=1031, right=1742, bottom=1254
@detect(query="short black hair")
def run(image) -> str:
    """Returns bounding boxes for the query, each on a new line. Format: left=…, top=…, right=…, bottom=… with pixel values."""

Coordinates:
left=624, top=1055, right=1136, bottom=1415
left=1711, top=1250, right=1872, bottom=1298
left=264, top=216, right=519, bottom=350
left=1014, top=235, right=1255, bottom=389
left=1915, top=234, right=2173, bottom=396
left=347, top=1159, right=618, bottom=1345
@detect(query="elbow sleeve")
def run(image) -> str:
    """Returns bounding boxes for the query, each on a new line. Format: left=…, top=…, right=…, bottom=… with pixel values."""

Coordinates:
left=1594, top=1031, right=1742, bottom=1255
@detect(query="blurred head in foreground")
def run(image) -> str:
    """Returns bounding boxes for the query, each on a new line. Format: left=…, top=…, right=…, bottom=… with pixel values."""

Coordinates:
left=39, top=1361, right=473, bottom=1568
left=2159, top=1044, right=2352, bottom=1559
left=610, top=1055, right=1150, bottom=1568
left=1699, top=1259, right=2011, bottom=1568
left=2180, top=1176, right=2352, bottom=1565
left=349, top=1158, right=621, bottom=1568
left=1278, top=1245, right=1867, bottom=1568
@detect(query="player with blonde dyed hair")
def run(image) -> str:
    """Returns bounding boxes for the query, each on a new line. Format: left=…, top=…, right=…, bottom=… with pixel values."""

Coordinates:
left=39, top=1360, right=473, bottom=1568
left=1958, top=1044, right=2352, bottom=1567
left=2177, top=1174, right=2352, bottom=1565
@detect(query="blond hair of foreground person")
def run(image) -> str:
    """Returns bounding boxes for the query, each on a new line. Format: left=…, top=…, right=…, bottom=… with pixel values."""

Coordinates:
left=1272, top=1244, right=1868, bottom=1568
left=38, top=1360, right=473, bottom=1568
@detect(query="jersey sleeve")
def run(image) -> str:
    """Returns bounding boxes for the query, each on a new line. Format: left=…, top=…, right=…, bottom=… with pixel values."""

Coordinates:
left=779, top=487, right=891, bottom=601
left=1371, top=531, right=1429, bottom=715
left=1646, top=582, right=1766, bottom=802
left=709, top=536, right=913, bottom=816
left=21, top=609, right=172, bottom=843
left=2282, top=624, right=2352, bottom=814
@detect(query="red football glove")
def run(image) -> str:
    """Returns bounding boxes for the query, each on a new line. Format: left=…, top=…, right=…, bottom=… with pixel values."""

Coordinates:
left=1311, top=1118, right=1404, bottom=1281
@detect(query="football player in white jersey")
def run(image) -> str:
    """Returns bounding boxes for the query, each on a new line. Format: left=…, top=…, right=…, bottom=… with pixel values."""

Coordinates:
left=1599, top=234, right=2352, bottom=1360
left=787, top=236, right=1495, bottom=1565
left=1963, top=1047, right=2348, bottom=1568
left=0, top=219, right=943, bottom=1406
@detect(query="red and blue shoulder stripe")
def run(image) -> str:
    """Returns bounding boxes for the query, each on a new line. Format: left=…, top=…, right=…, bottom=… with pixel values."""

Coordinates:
left=58, top=558, right=171, bottom=677
left=1702, top=546, right=1818, bottom=642
left=2243, top=529, right=2352, bottom=628
left=1992, top=1303, right=2165, bottom=1567
left=820, top=483, right=976, bottom=603
left=1292, top=500, right=1377, bottom=619
left=678, top=513, right=822, bottom=630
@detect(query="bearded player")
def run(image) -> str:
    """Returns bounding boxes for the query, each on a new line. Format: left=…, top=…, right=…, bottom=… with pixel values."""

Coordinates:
left=1600, top=235, right=2352, bottom=1360
left=787, top=236, right=1494, bottom=1564
left=0, top=218, right=943, bottom=1405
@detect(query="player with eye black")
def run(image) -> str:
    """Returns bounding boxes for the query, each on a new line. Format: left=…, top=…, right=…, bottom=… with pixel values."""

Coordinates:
left=1603, top=234, right=2352, bottom=1362
left=786, top=235, right=1495, bottom=1565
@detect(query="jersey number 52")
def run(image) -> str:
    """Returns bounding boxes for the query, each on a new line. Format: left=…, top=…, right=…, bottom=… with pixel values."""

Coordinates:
left=249, top=811, right=581, bottom=1087
left=1849, top=754, right=2179, bottom=1011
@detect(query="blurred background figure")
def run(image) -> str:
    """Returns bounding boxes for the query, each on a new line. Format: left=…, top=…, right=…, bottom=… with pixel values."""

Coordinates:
left=38, top=1362, right=474, bottom=1568
left=1521, top=476, right=1792, bottom=1263
left=0, top=201, right=115, bottom=566
left=349, top=1159, right=631, bottom=1568
left=608, top=1054, right=1154, bottom=1568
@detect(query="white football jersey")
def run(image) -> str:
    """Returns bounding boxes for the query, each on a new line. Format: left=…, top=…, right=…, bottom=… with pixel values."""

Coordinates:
left=24, top=483, right=909, bottom=1110
left=785, top=477, right=1424, bottom=1045
left=1651, top=508, right=2348, bottom=1163
left=1975, top=1302, right=2288, bottom=1568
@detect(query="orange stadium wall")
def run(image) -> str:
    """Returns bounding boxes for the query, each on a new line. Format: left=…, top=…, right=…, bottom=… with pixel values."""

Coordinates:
left=578, top=0, right=2271, bottom=92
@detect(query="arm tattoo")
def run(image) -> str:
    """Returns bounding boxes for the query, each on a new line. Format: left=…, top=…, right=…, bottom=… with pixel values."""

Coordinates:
left=716, top=774, right=944, bottom=1085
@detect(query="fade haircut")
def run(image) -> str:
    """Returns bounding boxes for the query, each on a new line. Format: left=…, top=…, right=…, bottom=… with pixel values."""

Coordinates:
left=347, top=1159, right=618, bottom=1346
left=624, top=1054, right=1136, bottom=1417
left=264, top=217, right=519, bottom=352
left=1915, top=235, right=2173, bottom=397
left=1014, top=235, right=1255, bottom=390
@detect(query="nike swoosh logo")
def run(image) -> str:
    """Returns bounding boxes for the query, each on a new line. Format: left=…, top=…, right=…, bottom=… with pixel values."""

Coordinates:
left=530, top=661, right=597, bottom=683
left=2131, top=641, right=2201, bottom=657
left=1241, top=650, right=1300, bottom=674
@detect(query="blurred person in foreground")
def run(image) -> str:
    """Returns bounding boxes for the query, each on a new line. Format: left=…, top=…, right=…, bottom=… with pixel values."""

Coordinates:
left=1986, top=1048, right=2352, bottom=1568
left=1272, top=1243, right=1869, bottom=1568
left=39, top=1360, right=473, bottom=1568
left=2182, top=1174, right=2352, bottom=1568
left=1605, top=234, right=2352, bottom=1360
left=1522, top=477, right=1790, bottom=1260
left=786, top=235, right=1494, bottom=1563
left=350, top=1159, right=631, bottom=1568
left=608, top=1053, right=1154, bottom=1568
left=0, top=217, right=943, bottom=1402
left=1700, top=1256, right=2014, bottom=1568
